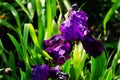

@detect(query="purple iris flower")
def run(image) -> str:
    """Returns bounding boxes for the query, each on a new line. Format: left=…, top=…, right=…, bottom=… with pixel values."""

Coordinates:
left=32, top=64, right=49, bottom=80
left=43, top=34, right=71, bottom=64
left=32, top=64, right=69, bottom=80
left=60, top=3, right=104, bottom=57
left=82, top=34, right=104, bottom=57
left=60, top=7, right=90, bottom=41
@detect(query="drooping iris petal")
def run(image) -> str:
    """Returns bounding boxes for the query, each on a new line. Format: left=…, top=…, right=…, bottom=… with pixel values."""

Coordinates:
left=49, top=66, right=61, bottom=78
left=60, top=9, right=90, bottom=41
left=49, top=66, right=69, bottom=80
left=43, top=34, right=72, bottom=64
left=32, top=64, right=49, bottom=80
left=82, top=34, right=104, bottom=57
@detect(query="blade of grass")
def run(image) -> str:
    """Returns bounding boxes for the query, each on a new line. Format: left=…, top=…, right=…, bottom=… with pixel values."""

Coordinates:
left=20, top=69, right=26, bottom=80
left=51, top=0, right=56, bottom=19
left=63, top=0, right=71, bottom=11
left=0, top=19, right=17, bottom=32
left=111, top=39, right=120, bottom=72
left=103, top=0, right=120, bottom=35
left=73, top=43, right=88, bottom=80
left=45, top=0, right=53, bottom=39
left=27, top=0, right=35, bottom=20
left=90, top=52, right=107, bottom=80
left=79, top=2, right=87, bottom=10
left=22, top=24, right=31, bottom=79
left=106, top=69, right=113, bottom=80
left=28, top=47, right=44, bottom=64
left=27, top=23, right=43, bottom=64
left=0, top=39, right=7, bottom=65
left=7, top=33, right=22, bottom=60
left=15, top=0, right=33, bottom=22
left=29, top=23, right=52, bottom=59
left=35, top=0, right=41, bottom=18
left=70, top=64, right=76, bottom=80
left=114, top=75, right=120, bottom=80
left=3, top=2, right=21, bottom=30
left=36, top=0, right=45, bottom=48
left=38, top=14, right=44, bottom=48
left=23, top=24, right=29, bottom=54
left=2, top=2, right=23, bottom=43
left=7, top=51, right=19, bottom=80
left=42, top=50, right=52, bottom=60
left=56, top=0, right=63, bottom=27
left=29, top=24, right=39, bottom=48
left=62, top=58, right=72, bottom=76
left=0, top=39, right=3, bottom=55
left=25, top=53, right=31, bottom=80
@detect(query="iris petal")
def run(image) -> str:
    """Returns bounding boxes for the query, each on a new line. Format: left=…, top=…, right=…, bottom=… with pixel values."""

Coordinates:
left=82, top=34, right=104, bottom=57
left=43, top=34, right=72, bottom=64
left=32, top=64, right=49, bottom=80
left=60, top=10, right=89, bottom=41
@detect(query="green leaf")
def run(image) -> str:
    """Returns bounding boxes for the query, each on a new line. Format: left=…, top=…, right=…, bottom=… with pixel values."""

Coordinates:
left=0, top=39, right=3, bottom=55
left=111, top=0, right=117, bottom=3
left=106, top=69, right=113, bottom=80
left=25, top=53, right=31, bottom=80
left=36, top=0, right=45, bottom=48
left=42, top=50, right=52, bottom=60
left=27, top=47, right=43, bottom=64
left=27, top=0, right=35, bottom=19
left=45, top=0, right=53, bottom=39
left=103, top=0, right=120, bottom=35
left=118, top=38, right=120, bottom=53
left=62, top=58, right=72, bottom=76
left=56, top=0, right=63, bottom=27
left=3, top=2, right=21, bottom=30
left=0, top=19, right=17, bottom=32
left=38, top=17, right=45, bottom=48
left=7, top=33, right=22, bottom=60
left=22, top=24, right=31, bottom=79
left=51, top=0, right=56, bottom=18
left=90, top=52, right=107, bottom=80
left=20, top=69, right=26, bottom=80
left=111, top=39, right=120, bottom=72
left=36, top=0, right=41, bottom=16
left=69, top=64, right=76, bottom=80
left=29, top=24, right=51, bottom=60
left=63, top=0, right=71, bottom=10
left=0, top=40, right=7, bottom=65
left=1, top=3, right=23, bottom=42
left=15, top=0, right=33, bottom=22
left=114, top=75, right=120, bottom=80
left=73, top=43, right=88, bottom=80
left=8, top=52, right=18, bottom=80
left=23, top=24, right=29, bottom=53
left=29, top=24, right=39, bottom=48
